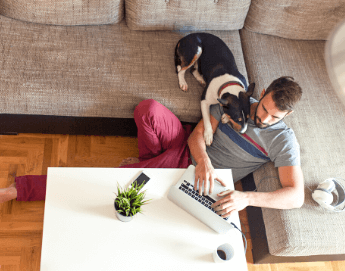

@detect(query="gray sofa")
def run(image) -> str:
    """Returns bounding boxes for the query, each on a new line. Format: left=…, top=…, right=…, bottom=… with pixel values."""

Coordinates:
left=1, top=0, right=345, bottom=264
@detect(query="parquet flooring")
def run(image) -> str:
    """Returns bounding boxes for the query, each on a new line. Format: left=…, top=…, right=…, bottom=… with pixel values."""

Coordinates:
left=0, top=133, right=344, bottom=271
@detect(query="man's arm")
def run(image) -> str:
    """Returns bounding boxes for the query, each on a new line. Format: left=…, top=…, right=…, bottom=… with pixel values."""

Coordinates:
left=187, top=115, right=226, bottom=195
left=212, top=165, right=305, bottom=217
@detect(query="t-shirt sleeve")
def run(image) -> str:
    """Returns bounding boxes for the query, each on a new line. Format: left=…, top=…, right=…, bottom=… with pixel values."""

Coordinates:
left=210, top=104, right=223, bottom=122
left=270, top=129, right=301, bottom=167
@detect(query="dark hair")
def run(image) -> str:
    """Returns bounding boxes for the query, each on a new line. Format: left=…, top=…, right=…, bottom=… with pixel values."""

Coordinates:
left=264, top=76, right=302, bottom=112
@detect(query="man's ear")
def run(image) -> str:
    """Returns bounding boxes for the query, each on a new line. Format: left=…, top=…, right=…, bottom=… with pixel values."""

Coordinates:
left=259, top=88, right=266, bottom=100
left=286, top=110, right=294, bottom=117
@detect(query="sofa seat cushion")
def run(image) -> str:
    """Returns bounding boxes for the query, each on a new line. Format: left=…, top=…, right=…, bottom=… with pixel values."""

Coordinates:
left=126, top=0, right=251, bottom=31
left=240, top=28, right=345, bottom=256
left=0, top=15, right=248, bottom=124
left=0, top=0, right=124, bottom=25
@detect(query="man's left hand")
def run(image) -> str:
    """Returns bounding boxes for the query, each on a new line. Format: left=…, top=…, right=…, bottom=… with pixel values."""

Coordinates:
left=211, top=190, right=250, bottom=218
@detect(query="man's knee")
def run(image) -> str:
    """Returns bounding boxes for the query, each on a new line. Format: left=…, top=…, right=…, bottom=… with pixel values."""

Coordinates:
left=134, top=99, right=163, bottom=120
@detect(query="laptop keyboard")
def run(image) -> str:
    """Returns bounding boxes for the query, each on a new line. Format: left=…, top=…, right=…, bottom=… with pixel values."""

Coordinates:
left=179, top=180, right=229, bottom=220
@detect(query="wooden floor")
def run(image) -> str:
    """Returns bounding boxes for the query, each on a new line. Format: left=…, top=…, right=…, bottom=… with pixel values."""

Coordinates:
left=0, top=133, right=344, bottom=271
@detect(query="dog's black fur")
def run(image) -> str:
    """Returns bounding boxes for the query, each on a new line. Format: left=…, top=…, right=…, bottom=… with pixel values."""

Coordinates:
left=175, top=33, right=255, bottom=145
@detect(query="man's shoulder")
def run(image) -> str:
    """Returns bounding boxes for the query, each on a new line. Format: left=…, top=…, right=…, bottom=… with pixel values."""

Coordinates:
left=268, top=124, right=300, bottom=166
left=249, top=119, right=298, bottom=153
left=268, top=121, right=297, bottom=141
left=210, top=104, right=223, bottom=120
left=210, top=103, right=221, bottom=111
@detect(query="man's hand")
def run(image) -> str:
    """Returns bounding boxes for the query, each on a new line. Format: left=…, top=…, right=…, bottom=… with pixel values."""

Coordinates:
left=188, top=115, right=224, bottom=195
left=211, top=190, right=250, bottom=218
left=211, top=165, right=305, bottom=216
left=194, top=160, right=226, bottom=195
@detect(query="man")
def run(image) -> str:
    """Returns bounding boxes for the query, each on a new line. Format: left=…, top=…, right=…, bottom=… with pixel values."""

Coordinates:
left=188, top=76, right=305, bottom=218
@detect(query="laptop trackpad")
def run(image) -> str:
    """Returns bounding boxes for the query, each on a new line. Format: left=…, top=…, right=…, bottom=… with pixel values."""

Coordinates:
left=197, top=180, right=230, bottom=202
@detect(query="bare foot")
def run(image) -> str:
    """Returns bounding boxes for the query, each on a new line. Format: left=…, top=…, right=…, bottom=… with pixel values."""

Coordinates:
left=0, top=183, right=17, bottom=204
left=119, top=157, right=140, bottom=167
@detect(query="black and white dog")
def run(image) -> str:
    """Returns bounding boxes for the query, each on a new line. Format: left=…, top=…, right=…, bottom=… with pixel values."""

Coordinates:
left=175, top=33, right=255, bottom=146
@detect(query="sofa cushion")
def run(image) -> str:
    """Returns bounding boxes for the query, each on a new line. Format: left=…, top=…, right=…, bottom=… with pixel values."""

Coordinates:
left=126, top=0, right=251, bottom=31
left=244, top=0, right=345, bottom=40
left=240, top=28, right=345, bottom=256
left=0, top=15, right=248, bottom=124
left=0, top=0, right=124, bottom=25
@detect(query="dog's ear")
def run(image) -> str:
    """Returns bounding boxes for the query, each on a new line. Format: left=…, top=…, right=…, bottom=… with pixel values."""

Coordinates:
left=217, top=98, right=229, bottom=106
left=246, top=83, right=255, bottom=97
left=239, top=83, right=255, bottom=120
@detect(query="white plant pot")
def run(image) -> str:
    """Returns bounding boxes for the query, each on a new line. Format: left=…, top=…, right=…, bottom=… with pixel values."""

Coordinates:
left=114, top=202, right=134, bottom=222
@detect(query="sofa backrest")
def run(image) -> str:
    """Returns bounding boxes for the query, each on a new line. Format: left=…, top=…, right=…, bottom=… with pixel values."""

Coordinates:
left=244, top=0, right=345, bottom=40
left=0, top=0, right=124, bottom=25
left=125, top=0, right=251, bottom=31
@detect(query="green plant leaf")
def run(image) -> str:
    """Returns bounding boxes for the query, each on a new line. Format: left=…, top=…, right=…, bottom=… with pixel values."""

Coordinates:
left=114, top=181, right=151, bottom=217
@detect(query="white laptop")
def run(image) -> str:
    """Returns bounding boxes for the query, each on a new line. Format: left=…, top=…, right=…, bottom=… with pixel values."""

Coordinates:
left=167, top=165, right=234, bottom=234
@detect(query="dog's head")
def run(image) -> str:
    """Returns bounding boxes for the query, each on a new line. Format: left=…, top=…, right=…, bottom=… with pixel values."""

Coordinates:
left=217, top=83, right=255, bottom=133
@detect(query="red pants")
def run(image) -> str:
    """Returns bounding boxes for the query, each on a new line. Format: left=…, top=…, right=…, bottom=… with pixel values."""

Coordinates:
left=15, top=99, right=192, bottom=201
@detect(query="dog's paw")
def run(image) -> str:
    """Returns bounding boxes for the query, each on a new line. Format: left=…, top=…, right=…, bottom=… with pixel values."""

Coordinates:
left=179, top=81, right=188, bottom=92
left=221, top=114, right=230, bottom=124
left=204, top=129, right=213, bottom=146
left=178, top=70, right=188, bottom=92
left=196, top=77, right=206, bottom=88
left=192, top=70, right=206, bottom=87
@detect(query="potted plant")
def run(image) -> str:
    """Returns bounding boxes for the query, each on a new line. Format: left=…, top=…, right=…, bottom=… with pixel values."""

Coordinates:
left=114, top=181, right=150, bottom=222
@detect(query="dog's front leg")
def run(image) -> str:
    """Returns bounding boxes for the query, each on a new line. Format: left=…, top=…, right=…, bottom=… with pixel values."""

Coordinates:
left=176, top=46, right=202, bottom=92
left=201, top=100, right=213, bottom=146
left=177, top=65, right=188, bottom=91
left=191, top=61, right=206, bottom=87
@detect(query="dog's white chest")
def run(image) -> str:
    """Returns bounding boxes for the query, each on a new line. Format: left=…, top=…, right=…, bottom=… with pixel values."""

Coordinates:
left=204, top=74, right=244, bottom=104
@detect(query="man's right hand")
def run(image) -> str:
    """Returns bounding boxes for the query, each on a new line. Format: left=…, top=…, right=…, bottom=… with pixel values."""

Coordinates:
left=194, top=160, right=226, bottom=195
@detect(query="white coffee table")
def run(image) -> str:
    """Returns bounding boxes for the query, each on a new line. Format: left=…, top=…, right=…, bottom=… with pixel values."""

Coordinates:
left=40, top=167, right=248, bottom=270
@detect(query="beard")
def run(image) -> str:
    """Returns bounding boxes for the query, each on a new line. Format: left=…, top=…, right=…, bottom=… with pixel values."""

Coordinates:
left=254, top=103, right=278, bottom=129
left=254, top=114, right=269, bottom=128
left=254, top=104, right=269, bottom=128
left=254, top=103, right=286, bottom=129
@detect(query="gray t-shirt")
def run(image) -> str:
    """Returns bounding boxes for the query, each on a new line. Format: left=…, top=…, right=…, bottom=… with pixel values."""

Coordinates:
left=192, top=99, right=300, bottom=182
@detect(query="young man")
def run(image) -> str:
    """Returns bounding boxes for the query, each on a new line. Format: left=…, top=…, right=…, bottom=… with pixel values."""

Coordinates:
left=188, top=76, right=305, bottom=218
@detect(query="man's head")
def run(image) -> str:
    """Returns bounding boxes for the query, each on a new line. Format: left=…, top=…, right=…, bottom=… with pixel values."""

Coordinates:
left=254, top=76, right=302, bottom=128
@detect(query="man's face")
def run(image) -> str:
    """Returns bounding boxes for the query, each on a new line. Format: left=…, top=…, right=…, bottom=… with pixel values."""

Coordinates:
left=254, top=92, right=291, bottom=128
